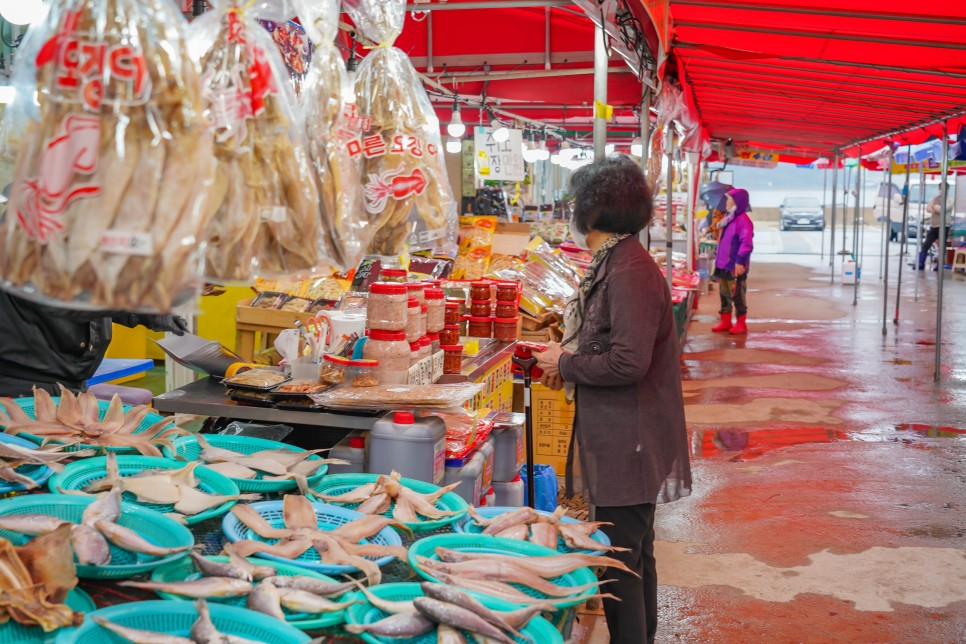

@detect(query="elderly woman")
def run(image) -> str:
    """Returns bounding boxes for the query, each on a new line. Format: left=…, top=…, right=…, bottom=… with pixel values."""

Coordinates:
left=535, top=155, right=691, bottom=644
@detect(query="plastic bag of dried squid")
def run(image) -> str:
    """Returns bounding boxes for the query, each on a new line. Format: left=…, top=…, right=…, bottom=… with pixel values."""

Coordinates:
left=187, top=0, right=337, bottom=283
left=295, top=0, right=371, bottom=271
left=0, top=0, right=216, bottom=313
left=342, top=0, right=458, bottom=259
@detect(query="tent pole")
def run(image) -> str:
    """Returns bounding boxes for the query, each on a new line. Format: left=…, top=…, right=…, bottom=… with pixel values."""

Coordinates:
left=666, top=129, right=674, bottom=292
left=879, top=169, right=887, bottom=281
left=842, top=166, right=849, bottom=257
left=882, top=157, right=893, bottom=335
left=853, top=149, right=861, bottom=306
left=829, top=154, right=838, bottom=283
left=934, top=122, right=950, bottom=382
left=821, top=164, right=827, bottom=262
left=915, top=166, right=925, bottom=303
left=894, top=146, right=912, bottom=325
left=593, top=24, right=608, bottom=160
left=641, top=89, right=652, bottom=250
left=686, top=154, right=696, bottom=272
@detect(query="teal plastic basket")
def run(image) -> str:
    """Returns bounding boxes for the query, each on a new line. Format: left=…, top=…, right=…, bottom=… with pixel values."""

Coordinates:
left=0, top=494, right=193, bottom=579
left=344, top=582, right=563, bottom=644
left=221, top=500, right=402, bottom=575
left=408, top=534, right=598, bottom=609
left=0, top=433, right=53, bottom=493
left=47, top=456, right=241, bottom=525
left=53, top=600, right=310, bottom=644
left=309, top=473, right=468, bottom=533
left=150, top=555, right=351, bottom=630
left=5, top=397, right=172, bottom=454
left=163, top=434, right=327, bottom=493
left=454, top=506, right=610, bottom=555
left=0, top=587, right=94, bottom=644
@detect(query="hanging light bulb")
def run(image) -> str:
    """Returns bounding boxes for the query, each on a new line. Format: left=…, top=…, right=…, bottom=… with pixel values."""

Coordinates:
left=631, top=137, right=643, bottom=157
left=445, top=137, right=462, bottom=154
left=605, top=143, right=615, bottom=155
left=559, top=140, right=574, bottom=162
left=491, top=118, right=510, bottom=143
left=535, top=140, right=550, bottom=161
left=550, top=153, right=561, bottom=165
left=0, top=0, right=46, bottom=25
left=522, top=141, right=540, bottom=164
left=447, top=101, right=465, bottom=138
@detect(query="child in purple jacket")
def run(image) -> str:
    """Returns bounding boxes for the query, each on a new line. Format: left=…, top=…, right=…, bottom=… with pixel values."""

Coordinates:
left=712, top=188, right=754, bottom=334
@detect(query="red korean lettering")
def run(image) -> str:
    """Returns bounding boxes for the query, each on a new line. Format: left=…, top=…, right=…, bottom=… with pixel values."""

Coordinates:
left=363, top=134, right=387, bottom=158
left=426, top=143, right=438, bottom=157
left=109, top=45, right=149, bottom=97
left=390, top=135, right=405, bottom=155
left=56, top=38, right=80, bottom=90
left=346, top=138, right=363, bottom=158
left=406, top=137, right=423, bottom=158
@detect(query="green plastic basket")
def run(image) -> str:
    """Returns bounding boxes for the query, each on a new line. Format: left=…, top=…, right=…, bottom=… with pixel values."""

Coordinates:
left=344, top=582, right=563, bottom=644
left=0, top=494, right=193, bottom=579
left=53, top=600, right=310, bottom=644
left=408, top=534, right=598, bottom=610
left=4, top=397, right=173, bottom=454
left=150, top=555, right=351, bottom=630
left=163, top=434, right=327, bottom=493
left=47, top=456, right=241, bottom=525
left=309, top=473, right=468, bottom=533
left=0, top=433, right=53, bottom=493
left=454, top=506, right=611, bottom=555
left=0, top=587, right=94, bottom=644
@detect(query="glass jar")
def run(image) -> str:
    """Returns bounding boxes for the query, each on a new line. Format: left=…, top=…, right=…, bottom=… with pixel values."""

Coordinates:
left=442, top=345, right=463, bottom=375
left=418, top=336, right=432, bottom=359
left=496, top=282, right=518, bottom=302
left=319, top=355, right=349, bottom=386
left=419, top=304, right=428, bottom=338
left=363, top=330, right=410, bottom=384
left=470, top=299, right=492, bottom=317
left=445, top=302, right=461, bottom=325
left=367, top=282, right=408, bottom=331
left=426, top=332, right=441, bottom=355
left=440, top=324, right=460, bottom=346
left=378, top=268, right=408, bottom=283
left=407, top=282, right=426, bottom=304
left=470, top=281, right=490, bottom=301
left=409, top=341, right=422, bottom=367
left=347, top=359, right=380, bottom=388
left=493, top=317, right=519, bottom=342
left=406, top=298, right=421, bottom=343
left=467, top=316, right=493, bottom=338
left=424, top=288, right=446, bottom=333
left=495, top=302, right=517, bottom=318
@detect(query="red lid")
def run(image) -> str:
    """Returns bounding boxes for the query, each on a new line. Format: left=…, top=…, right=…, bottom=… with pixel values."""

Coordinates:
left=497, top=281, right=519, bottom=289
left=409, top=342, right=422, bottom=351
left=470, top=281, right=489, bottom=288
left=420, top=304, right=428, bottom=312
left=407, top=298, right=421, bottom=309
left=445, top=301, right=460, bottom=309
left=379, top=268, right=407, bottom=278
left=406, top=283, right=426, bottom=292
left=367, top=329, right=407, bottom=341
left=349, top=359, right=379, bottom=367
left=418, top=336, right=431, bottom=347
left=440, top=345, right=463, bottom=352
left=369, top=282, right=407, bottom=295
left=466, top=316, right=494, bottom=323
left=424, top=288, right=445, bottom=300
left=425, top=280, right=442, bottom=286
left=348, top=436, right=366, bottom=449
left=493, top=317, right=519, bottom=324
left=323, top=355, right=350, bottom=365
left=426, top=332, right=440, bottom=341
left=394, top=411, right=415, bottom=424
left=444, top=324, right=460, bottom=330
left=470, top=299, right=492, bottom=305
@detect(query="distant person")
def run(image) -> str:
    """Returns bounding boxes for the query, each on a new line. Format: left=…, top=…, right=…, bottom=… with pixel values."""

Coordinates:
left=916, top=191, right=954, bottom=271
left=712, top=188, right=754, bottom=335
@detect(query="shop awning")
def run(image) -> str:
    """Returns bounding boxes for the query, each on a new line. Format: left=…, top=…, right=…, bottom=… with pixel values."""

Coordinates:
left=664, top=0, right=966, bottom=157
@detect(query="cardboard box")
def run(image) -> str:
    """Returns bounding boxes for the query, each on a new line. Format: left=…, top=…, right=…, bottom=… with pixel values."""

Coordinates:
left=492, top=222, right=532, bottom=257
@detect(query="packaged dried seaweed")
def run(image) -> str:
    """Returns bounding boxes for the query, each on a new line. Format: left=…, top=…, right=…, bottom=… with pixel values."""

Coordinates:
left=189, top=0, right=336, bottom=283
left=296, top=0, right=371, bottom=270
left=0, top=0, right=216, bottom=312
left=342, top=0, right=458, bottom=258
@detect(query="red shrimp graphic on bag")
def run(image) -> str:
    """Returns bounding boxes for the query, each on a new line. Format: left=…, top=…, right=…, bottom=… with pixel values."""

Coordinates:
left=16, top=114, right=101, bottom=243
left=364, top=166, right=428, bottom=215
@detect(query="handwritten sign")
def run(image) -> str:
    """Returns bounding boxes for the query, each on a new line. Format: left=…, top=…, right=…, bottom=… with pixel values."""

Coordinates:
left=474, top=127, right=524, bottom=182
left=407, top=350, right=444, bottom=385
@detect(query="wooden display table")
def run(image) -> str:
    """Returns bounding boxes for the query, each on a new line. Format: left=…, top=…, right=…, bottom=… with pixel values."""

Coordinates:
left=234, top=299, right=315, bottom=363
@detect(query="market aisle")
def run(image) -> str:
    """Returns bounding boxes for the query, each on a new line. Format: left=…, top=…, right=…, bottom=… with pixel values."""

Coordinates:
left=649, top=245, right=966, bottom=642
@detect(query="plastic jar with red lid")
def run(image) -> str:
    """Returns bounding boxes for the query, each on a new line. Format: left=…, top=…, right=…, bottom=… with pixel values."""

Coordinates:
left=418, top=336, right=432, bottom=359
left=378, top=268, right=408, bottom=283
left=424, top=288, right=446, bottom=333
left=445, top=302, right=461, bottom=325
left=496, top=282, right=518, bottom=302
left=495, top=301, right=517, bottom=318
left=347, top=359, right=380, bottom=388
left=409, top=341, right=422, bottom=367
left=467, top=316, right=493, bottom=338
left=493, top=317, right=519, bottom=342
left=442, top=345, right=463, bottom=374
left=362, top=330, right=410, bottom=384
left=426, top=332, right=441, bottom=354
left=367, top=282, right=408, bottom=331
left=469, top=281, right=490, bottom=302
left=406, top=298, right=421, bottom=343
left=440, top=324, right=460, bottom=346
left=407, top=282, right=426, bottom=303
left=470, top=299, right=492, bottom=317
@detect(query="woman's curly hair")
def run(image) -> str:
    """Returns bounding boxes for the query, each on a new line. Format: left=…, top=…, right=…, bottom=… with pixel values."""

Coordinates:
left=570, top=154, right=653, bottom=235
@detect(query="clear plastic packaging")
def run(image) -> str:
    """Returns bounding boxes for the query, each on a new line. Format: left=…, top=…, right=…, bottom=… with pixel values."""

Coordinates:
left=189, top=2, right=334, bottom=283
left=366, top=281, right=408, bottom=331
left=345, top=0, right=458, bottom=256
left=319, top=354, right=349, bottom=385
left=312, top=382, right=484, bottom=410
left=223, top=368, right=289, bottom=390
left=363, top=330, right=410, bottom=384
left=347, top=358, right=380, bottom=388
left=0, top=0, right=216, bottom=312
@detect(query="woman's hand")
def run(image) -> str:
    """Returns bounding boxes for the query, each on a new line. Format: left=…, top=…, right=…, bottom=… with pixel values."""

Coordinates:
left=533, top=342, right=565, bottom=378
left=734, top=264, right=746, bottom=277
left=540, top=371, right=564, bottom=391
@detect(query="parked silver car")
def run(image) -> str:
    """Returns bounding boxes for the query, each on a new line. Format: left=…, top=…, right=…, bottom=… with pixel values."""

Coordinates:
left=779, top=196, right=825, bottom=231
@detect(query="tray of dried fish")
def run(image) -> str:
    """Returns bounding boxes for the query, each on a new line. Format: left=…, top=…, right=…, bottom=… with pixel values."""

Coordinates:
left=0, top=433, right=64, bottom=493
left=275, top=399, right=328, bottom=412
left=454, top=506, right=613, bottom=556
left=48, top=454, right=253, bottom=526
left=0, top=493, right=193, bottom=580
left=344, top=581, right=564, bottom=644
left=221, top=369, right=290, bottom=392
left=163, top=434, right=332, bottom=493
left=309, top=472, right=468, bottom=533
left=270, top=380, right=334, bottom=401
left=53, top=599, right=311, bottom=644
left=409, top=534, right=614, bottom=610
left=144, top=545, right=358, bottom=631
left=221, top=496, right=406, bottom=582
left=0, top=389, right=184, bottom=456
left=0, top=586, right=94, bottom=644
left=313, top=383, right=484, bottom=411
left=227, top=390, right=277, bottom=407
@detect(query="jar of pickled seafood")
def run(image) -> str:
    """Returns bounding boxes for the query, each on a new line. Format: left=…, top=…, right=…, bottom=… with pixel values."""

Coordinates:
left=406, top=298, right=422, bottom=343
left=493, top=317, right=519, bottom=342
left=367, top=283, right=408, bottom=331
left=363, top=330, right=410, bottom=384
left=378, top=268, right=408, bottom=283
left=442, top=345, right=463, bottom=375
left=407, top=282, right=426, bottom=304
left=424, top=288, right=446, bottom=333
left=467, top=316, right=493, bottom=338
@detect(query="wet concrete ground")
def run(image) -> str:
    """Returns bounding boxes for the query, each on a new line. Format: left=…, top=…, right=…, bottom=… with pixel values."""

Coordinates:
left=573, top=224, right=966, bottom=642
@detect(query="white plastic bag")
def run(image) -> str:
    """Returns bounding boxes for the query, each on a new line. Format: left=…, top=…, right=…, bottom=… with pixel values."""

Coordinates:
left=0, top=0, right=215, bottom=312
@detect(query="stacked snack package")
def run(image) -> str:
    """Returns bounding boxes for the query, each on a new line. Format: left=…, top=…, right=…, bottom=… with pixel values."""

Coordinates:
left=344, top=0, right=458, bottom=257
left=451, top=215, right=496, bottom=280
left=189, top=0, right=336, bottom=282
left=489, top=242, right=579, bottom=317
left=0, top=0, right=215, bottom=312
left=296, top=0, right=370, bottom=270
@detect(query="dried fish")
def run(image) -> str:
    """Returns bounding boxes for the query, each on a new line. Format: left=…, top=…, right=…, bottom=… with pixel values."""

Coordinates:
left=247, top=580, right=285, bottom=620
left=262, top=576, right=356, bottom=598
left=204, top=462, right=258, bottom=480
left=276, top=587, right=358, bottom=614
left=349, top=580, right=415, bottom=614
left=92, top=616, right=195, bottom=644
left=0, top=528, right=82, bottom=631
left=70, top=523, right=111, bottom=566
left=344, top=611, right=434, bottom=638
left=413, top=597, right=516, bottom=644
left=420, top=582, right=529, bottom=641
left=94, top=520, right=192, bottom=558
left=119, top=577, right=252, bottom=599
left=529, top=523, right=559, bottom=551
left=0, top=514, right=68, bottom=536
